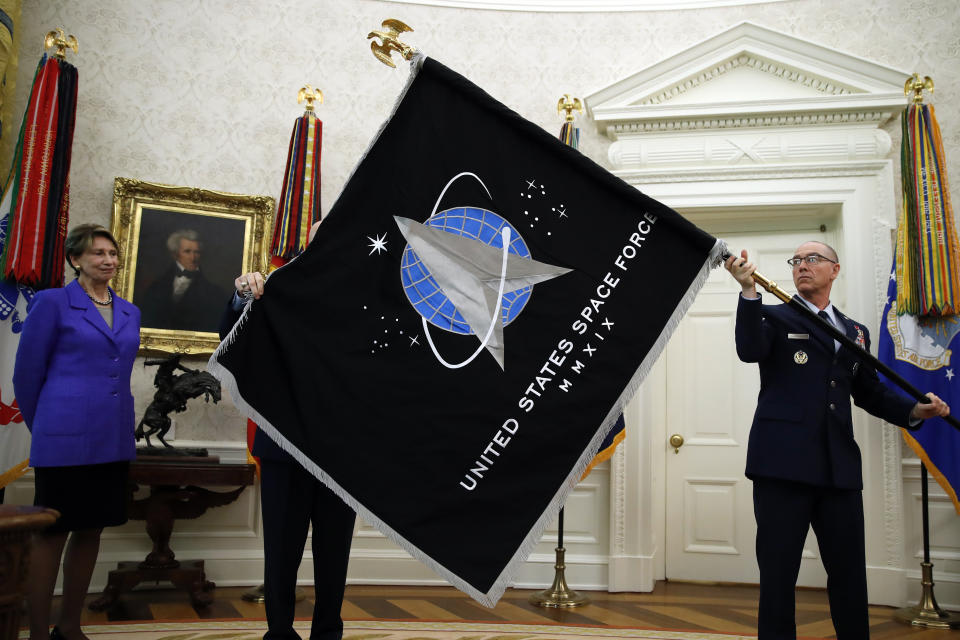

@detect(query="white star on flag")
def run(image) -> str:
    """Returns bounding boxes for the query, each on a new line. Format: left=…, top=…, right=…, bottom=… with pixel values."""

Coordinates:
left=368, top=233, right=388, bottom=255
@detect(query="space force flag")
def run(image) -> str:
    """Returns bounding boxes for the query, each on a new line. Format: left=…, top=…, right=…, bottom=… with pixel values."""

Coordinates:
left=210, top=56, right=720, bottom=605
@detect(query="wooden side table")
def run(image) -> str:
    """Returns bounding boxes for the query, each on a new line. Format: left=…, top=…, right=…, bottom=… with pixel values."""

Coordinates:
left=0, top=505, right=59, bottom=640
left=88, top=459, right=255, bottom=611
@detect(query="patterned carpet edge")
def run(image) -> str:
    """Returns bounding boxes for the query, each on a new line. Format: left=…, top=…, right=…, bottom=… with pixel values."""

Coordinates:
left=20, top=619, right=761, bottom=639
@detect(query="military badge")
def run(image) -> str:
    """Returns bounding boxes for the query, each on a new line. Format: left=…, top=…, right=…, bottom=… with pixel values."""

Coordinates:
left=855, top=325, right=866, bottom=349
left=794, top=350, right=808, bottom=364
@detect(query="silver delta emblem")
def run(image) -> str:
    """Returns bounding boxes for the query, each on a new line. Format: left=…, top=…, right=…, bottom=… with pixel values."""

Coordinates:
left=794, top=350, right=808, bottom=365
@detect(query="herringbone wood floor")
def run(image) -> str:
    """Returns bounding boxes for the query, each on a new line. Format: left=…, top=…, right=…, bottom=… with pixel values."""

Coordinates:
left=50, top=582, right=959, bottom=639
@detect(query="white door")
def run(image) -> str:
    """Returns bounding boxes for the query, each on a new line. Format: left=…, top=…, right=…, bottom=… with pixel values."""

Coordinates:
left=664, top=228, right=838, bottom=585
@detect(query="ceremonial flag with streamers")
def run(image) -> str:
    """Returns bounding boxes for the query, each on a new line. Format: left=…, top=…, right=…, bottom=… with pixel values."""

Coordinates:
left=880, top=97, right=960, bottom=515
left=244, top=107, right=327, bottom=475
left=879, top=263, right=960, bottom=514
left=0, top=48, right=72, bottom=491
left=210, top=56, right=720, bottom=605
left=271, top=109, right=322, bottom=266
left=896, top=103, right=960, bottom=317
left=1, top=52, right=76, bottom=289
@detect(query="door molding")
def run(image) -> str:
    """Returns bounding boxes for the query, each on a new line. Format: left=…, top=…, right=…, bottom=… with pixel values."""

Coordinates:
left=591, top=22, right=909, bottom=604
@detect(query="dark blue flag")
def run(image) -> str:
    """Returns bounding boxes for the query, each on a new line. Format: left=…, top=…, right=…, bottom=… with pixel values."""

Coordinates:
left=878, top=264, right=960, bottom=514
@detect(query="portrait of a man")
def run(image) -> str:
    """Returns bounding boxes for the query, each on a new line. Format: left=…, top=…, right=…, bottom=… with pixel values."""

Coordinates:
left=132, top=208, right=244, bottom=334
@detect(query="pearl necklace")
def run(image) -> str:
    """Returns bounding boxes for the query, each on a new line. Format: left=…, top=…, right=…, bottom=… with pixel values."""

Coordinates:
left=86, top=288, right=113, bottom=306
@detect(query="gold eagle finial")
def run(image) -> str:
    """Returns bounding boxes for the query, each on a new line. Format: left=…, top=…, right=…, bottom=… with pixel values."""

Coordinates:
left=367, top=19, right=415, bottom=68
left=44, top=28, right=78, bottom=60
left=557, top=94, right=584, bottom=122
left=298, top=85, right=323, bottom=111
left=904, top=73, right=934, bottom=104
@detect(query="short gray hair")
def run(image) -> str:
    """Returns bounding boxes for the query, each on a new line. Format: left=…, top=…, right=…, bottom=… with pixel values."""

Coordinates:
left=166, top=229, right=201, bottom=254
left=65, top=224, right=119, bottom=264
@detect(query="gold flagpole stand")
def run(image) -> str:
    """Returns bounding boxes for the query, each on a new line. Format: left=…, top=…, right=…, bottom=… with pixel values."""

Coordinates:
left=241, top=583, right=266, bottom=603
left=241, top=583, right=306, bottom=604
left=893, top=464, right=960, bottom=629
left=528, top=510, right=589, bottom=608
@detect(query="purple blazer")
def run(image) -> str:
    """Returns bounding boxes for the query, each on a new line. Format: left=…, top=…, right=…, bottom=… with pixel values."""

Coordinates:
left=14, top=279, right=141, bottom=467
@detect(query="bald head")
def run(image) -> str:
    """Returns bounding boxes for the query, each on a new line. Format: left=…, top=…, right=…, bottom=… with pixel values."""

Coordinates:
left=802, top=240, right=838, bottom=263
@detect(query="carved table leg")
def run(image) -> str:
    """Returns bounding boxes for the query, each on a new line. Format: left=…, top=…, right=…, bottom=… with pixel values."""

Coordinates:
left=168, top=561, right=214, bottom=608
left=88, top=561, right=146, bottom=611
left=141, top=487, right=179, bottom=569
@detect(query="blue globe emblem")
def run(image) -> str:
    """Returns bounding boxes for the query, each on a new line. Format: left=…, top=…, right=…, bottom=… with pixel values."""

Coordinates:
left=400, top=207, right=532, bottom=334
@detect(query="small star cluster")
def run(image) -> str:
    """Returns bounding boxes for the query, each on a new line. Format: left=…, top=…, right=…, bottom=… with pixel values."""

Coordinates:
left=362, top=305, right=420, bottom=356
left=519, top=177, right=570, bottom=237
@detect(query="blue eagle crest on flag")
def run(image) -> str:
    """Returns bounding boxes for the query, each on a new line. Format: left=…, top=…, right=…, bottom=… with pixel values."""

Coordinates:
left=0, top=216, right=34, bottom=333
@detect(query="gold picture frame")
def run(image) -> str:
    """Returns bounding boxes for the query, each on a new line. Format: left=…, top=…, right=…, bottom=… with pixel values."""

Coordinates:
left=110, top=177, right=275, bottom=355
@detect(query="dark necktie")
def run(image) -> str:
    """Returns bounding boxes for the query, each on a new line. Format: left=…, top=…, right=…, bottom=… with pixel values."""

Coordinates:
left=818, top=310, right=838, bottom=351
left=177, top=269, right=198, bottom=279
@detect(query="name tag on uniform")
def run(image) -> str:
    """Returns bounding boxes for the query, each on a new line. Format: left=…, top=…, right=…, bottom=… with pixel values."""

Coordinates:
left=787, top=333, right=810, bottom=340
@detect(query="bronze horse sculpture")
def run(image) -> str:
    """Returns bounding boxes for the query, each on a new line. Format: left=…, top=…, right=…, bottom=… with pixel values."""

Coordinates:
left=136, top=355, right=221, bottom=449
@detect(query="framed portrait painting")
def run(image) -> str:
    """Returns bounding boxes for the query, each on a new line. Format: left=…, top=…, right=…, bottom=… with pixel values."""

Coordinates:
left=111, top=177, right=274, bottom=354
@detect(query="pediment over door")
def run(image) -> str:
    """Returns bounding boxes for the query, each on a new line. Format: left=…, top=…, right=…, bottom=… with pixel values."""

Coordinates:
left=584, top=22, right=912, bottom=174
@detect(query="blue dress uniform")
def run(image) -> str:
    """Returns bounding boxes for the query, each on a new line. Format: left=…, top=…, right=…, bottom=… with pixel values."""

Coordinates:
left=220, top=300, right=355, bottom=640
left=735, top=294, right=917, bottom=640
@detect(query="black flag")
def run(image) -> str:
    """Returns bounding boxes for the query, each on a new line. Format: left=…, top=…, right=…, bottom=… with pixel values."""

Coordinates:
left=210, top=56, right=719, bottom=605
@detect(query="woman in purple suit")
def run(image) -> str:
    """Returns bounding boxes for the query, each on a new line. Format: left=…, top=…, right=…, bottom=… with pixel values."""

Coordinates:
left=14, top=224, right=141, bottom=640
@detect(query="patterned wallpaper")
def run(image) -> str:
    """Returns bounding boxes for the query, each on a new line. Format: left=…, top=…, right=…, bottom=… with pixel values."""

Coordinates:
left=17, top=0, right=960, bottom=441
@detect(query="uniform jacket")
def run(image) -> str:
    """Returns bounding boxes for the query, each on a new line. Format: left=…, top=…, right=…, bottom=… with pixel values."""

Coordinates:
left=14, top=279, right=141, bottom=467
left=736, top=294, right=916, bottom=490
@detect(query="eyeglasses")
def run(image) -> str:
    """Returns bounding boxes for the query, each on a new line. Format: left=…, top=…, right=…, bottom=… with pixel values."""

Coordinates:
left=786, top=253, right=837, bottom=267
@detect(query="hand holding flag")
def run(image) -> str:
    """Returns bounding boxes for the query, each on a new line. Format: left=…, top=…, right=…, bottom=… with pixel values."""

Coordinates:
left=910, top=392, right=951, bottom=421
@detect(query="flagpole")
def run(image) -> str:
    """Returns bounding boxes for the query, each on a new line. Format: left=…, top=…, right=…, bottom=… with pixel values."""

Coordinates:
left=241, top=84, right=325, bottom=606
left=892, top=464, right=960, bottom=628
left=729, top=255, right=960, bottom=433
left=889, top=74, right=960, bottom=630
left=529, top=95, right=589, bottom=609
left=0, top=28, right=80, bottom=497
